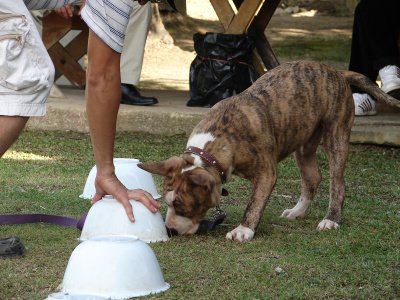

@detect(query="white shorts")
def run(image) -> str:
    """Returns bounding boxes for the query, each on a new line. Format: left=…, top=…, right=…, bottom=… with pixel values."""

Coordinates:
left=0, top=0, right=76, bottom=117
left=81, top=0, right=134, bottom=53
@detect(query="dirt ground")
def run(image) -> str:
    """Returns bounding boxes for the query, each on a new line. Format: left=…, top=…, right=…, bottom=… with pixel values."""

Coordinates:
left=140, top=0, right=354, bottom=91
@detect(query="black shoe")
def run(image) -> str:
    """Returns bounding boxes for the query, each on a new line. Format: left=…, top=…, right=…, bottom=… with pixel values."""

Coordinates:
left=0, top=237, right=25, bottom=256
left=121, top=84, right=158, bottom=106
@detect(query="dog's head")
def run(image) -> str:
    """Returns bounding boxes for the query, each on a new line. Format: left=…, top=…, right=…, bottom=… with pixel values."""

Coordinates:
left=138, top=156, right=221, bottom=235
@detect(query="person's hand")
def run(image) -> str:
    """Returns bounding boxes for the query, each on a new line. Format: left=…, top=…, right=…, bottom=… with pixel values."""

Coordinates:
left=92, top=173, right=160, bottom=222
left=54, top=2, right=85, bottom=19
left=55, top=5, right=74, bottom=19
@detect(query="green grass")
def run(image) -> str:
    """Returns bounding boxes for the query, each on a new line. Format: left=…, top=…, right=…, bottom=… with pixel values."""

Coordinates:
left=273, top=35, right=351, bottom=66
left=1, top=131, right=399, bottom=299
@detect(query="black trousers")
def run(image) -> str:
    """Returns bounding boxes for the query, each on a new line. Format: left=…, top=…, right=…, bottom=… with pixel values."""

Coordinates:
left=349, top=0, right=400, bottom=93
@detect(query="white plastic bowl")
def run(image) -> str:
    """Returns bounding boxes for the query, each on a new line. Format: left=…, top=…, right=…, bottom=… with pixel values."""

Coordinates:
left=46, top=292, right=109, bottom=300
left=61, top=236, right=170, bottom=299
left=80, top=158, right=161, bottom=200
left=80, top=196, right=169, bottom=243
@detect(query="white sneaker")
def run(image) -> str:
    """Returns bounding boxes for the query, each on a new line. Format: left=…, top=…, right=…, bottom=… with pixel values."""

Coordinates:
left=379, top=65, right=400, bottom=94
left=353, top=93, right=377, bottom=116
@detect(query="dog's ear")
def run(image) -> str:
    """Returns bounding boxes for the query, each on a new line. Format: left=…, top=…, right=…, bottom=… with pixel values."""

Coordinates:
left=188, top=170, right=220, bottom=206
left=138, top=156, right=183, bottom=177
left=188, top=169, right=215, bottom=192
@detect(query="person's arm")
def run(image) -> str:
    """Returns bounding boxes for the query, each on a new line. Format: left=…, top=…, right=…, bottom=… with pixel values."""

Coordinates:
left=85, top=30, right=160, bottom=221
left=81, top=0, right=158, bottom=221
left=54, top=0, right=158, bottom=221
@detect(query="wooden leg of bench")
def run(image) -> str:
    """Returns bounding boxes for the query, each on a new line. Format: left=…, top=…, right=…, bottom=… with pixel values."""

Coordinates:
left=48, top=42, right=86, bottom=88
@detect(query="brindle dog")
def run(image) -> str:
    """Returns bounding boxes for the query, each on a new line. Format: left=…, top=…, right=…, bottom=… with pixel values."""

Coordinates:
left=139, top=61, right=400, bottom=242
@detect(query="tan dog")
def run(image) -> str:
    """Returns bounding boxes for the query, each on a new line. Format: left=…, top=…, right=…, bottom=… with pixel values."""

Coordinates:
left=139, top=61, right=400, bottom=242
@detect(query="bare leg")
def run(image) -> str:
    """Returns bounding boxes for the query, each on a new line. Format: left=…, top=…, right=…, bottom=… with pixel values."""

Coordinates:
left=0, top=116, right=28, bottom=157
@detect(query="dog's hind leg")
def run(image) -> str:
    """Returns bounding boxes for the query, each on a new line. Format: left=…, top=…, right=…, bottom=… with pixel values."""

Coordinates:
left=317, top=119, right=352, bottom=231
left=281, top=129, right=323, bottom=220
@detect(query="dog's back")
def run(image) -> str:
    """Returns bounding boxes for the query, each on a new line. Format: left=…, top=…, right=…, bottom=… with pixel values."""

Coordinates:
left=192, top=61, right=354, bottom=162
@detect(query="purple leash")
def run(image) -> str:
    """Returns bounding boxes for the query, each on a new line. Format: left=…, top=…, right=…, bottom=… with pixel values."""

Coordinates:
left=0, top=206, right=226, bottom=235
left=0, top=213, right=87, bottom=230
left=0, top=212, right=225, bottom=234
left=0, top=215, right=86, bottom=257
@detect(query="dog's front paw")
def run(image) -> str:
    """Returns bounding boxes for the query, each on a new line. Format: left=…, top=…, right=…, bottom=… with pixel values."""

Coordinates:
left=226, top=225, right=254, bottom=242
left=281, top=208, right=306, bottom=220
left=317, top=219, right=339, bottom=231
left=281, top=199, right=310, bottom=220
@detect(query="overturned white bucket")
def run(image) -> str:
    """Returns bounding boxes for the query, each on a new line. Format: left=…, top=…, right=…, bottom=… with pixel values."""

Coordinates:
left=80, top=196, right=169, bottom=243
left=60, top=236, right=170, bottom=299
left=46, top=292, right=109, bottom=299
left=80, top=158, right=161, bottom=200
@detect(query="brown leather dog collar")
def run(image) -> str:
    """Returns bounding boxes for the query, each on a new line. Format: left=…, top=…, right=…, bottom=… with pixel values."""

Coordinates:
left=185, top=146, right=227, bottom=183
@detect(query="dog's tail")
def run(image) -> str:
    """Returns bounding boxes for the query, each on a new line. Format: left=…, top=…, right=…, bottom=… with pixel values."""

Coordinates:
left=341, top=70, right=400, bottom=109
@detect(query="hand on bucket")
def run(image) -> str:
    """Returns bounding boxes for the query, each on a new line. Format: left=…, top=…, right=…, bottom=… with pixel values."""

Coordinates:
left=92, top=173, right=160, bottom=222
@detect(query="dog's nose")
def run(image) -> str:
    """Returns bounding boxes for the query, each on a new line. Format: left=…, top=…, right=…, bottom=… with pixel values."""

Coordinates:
left=166, top=226, right=178, bottom=237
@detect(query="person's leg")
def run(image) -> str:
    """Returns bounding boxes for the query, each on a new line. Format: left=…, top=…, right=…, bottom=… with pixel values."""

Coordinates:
left=374, top=0, right=400, bottom=98
left=120, top=2, right=157, bottom=106
left=0, top=1, right=56, bottom=156
left=349, top=1, right=376, bottom=81
left=120, top=2, right=152, bottom=86
left=348, top=0, right=377, bottom=115
left=362, top=0, right=400, bottom=73
left=0, top=117, right=28, bottom=157
left=0, top=0, right=55, bottom=252
left=349, top=0, right=400, bottom=115
left=349, top=0, right=400, bottom=78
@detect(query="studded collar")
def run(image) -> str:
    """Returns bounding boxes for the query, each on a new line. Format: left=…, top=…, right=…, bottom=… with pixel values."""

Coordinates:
left=184, top=146, right=227, bottom=183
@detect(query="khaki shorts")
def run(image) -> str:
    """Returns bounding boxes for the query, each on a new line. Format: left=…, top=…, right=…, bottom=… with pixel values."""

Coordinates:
left=0, top=1, right=77, bottom=117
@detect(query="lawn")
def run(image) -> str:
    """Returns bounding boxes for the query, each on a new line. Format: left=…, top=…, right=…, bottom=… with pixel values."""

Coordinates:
left=1, top=131, right=399, bottom=299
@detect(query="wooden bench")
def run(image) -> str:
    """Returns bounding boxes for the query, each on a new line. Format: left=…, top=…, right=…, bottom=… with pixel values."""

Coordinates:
left=42, top=8, right=88, bottom=88
left=210, top=0, right=281, bottom=75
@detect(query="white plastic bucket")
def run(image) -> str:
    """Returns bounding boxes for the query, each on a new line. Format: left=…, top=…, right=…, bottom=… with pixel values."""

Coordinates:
left=80, top=158, right=161, bottom=200
left=61, top=236, right=170, bottom=299
left=80, top=196, right=169, bottom=243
